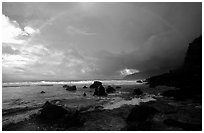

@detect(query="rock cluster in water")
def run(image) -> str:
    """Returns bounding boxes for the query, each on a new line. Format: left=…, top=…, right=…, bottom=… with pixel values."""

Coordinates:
left=63, top=85, right=77, bottom=91
left=106, top=86, right=116, bottom=93
left=89, top=81, right=102, bottom=89
left=93, top=85, right=107, bottom=96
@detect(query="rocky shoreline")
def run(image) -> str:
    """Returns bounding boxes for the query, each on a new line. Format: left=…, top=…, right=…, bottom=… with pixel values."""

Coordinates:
left=2, top=83, right=202, bottom=131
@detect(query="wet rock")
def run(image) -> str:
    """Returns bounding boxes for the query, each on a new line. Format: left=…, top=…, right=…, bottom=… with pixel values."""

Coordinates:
left=83, top=93, right=86, bottom=96
left=106, top=86, right=116, bottom=93
left=94, top=105, right=104, bottom=111
left=41, top=91, right=45, bottom=94
left=66, top=85, right=77, bottom=91
left=93, top=85, right=107, bottom=96
left=163, top=119, right=202, bottom=131
left=162, top=90, right=178, bottom=97
left=83, top=86, right=88, bottom=88
left=126, top=105, right=159, bottom=130
left=62, top=110, right=84, bottom=128
left=90, top=81, right=102, bottom=89
left=39, top=101, right=68, bottom=121
left=161, top=89, right=190, bottom=101
left=63, top=85, right=68, bottom=88
left=136, top=80, right=143, bottom=83
left=141, top=100, right=177, bottom=114
left=39, top=101, right=84, bottom=128
left=133, top=88, right=143, bottom=96
left=127, top=105, right=159, bottom=122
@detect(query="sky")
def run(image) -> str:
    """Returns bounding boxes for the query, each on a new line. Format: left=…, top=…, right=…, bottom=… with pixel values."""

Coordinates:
left=2, top=2, right=202, bottom=82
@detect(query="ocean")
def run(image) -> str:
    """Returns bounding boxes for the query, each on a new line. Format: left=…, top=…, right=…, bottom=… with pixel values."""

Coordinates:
left=2, top=79, right=155, bottom=126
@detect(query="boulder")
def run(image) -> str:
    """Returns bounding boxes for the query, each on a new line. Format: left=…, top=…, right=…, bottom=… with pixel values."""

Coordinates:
left=41, top=91, right=45, bottom=94
left=94, top=105, right=104, bottom=111
left=39, top=101, right=68, bottom=121
left=133, top=88, right=143, bottom=96
left=83, top=93, right=86, bottom=96
left=93, top=85, right=107, bottom=96
left=83, top=86, right=88, bottom=88
left=90, top=81, right=102, bottom=89
left=162, top=89, right=191, bottom=101
left=164, top=119, right=202, bottom=131
left=162, top=90, right=178, bottom=97
left=116, top=86, right=121, bottom=89
left=39, top=101, right=84, bottom=127
left=66, top=85, right=77, bottom=91
left=136, top=80, right=143, bottom=83
left=126, top=105, right=159, bottom=130
left=63, top=85, right=68, bottom=88
left=106, top=85, right=116, bottom=93
left=127, top=105, right=158, bottom=122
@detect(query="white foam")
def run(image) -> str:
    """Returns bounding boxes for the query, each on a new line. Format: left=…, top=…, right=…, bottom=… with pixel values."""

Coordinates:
left=3, top=79, right=142, bottom=86
left=103, top=96, right=156, bottom=110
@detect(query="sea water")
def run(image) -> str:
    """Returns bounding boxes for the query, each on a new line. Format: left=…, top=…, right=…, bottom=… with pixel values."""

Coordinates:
left=2, top=79, right=154, bottom=125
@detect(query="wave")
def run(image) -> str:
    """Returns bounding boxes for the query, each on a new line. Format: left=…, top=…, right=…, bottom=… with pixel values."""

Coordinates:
left=2, top=105, right=41, bottom=116
left=3, top=79, right=141, bottom=87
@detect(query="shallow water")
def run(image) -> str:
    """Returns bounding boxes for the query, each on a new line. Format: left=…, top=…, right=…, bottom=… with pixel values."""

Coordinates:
left=2, top=80, right=142, bottom=110
left=103, top=95, right=156, bottom=110
left=2, top=80, right=149, bottom=126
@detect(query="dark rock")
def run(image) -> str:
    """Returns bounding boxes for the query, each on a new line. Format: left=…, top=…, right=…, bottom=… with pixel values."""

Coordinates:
left=93, top=85, right=107, bottom=96
left=162, top=90, right=178, bottom=97
left=116, top=86, right=121, bottom=89
left=164, top=119, right=202, bottom=131
left=133, top=88, right=143, bottom=96
left=162, top=89, right=192, bottom=101
left=38, top=84, right=53, bottom=86
left=127, top=105, right=159, bottom=122
left=94, top=105, right=104, bottom=110
left=136, top=80, right=143, bottom=83
left=39, top=101, right=84, bottom=128
left=146, top=36, right=202, bottom=101
left=62, top=84, right=77, bottom=91
left=90, top=81, right=102, bottom=89
left=41, top=91, right=45, bottom=94
left=66, top=85, right=77, bottom=91
left=141, top=100, right=177, bottom=114
left=63, top=85, right=68, bottom=88
left=106, top=86, right=116, bottom=93
left=83, top=93, right=86, bottom=96
left=126, top=105, right=159, bottom=130
left=83, top=86, right=88, bottom=88
left=62, top=110, right=84, bottom=128
left=39, top=101, right=68, bottom=121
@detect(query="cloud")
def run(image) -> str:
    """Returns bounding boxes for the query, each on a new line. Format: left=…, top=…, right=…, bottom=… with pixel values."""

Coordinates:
left=2, top=14, right=40, bottom=44
left=2, top=45, right=21, bottom=55
left=66, top=26, right=96, bottom=36
left=2, top=14, right=25, bottom=44
left=24, top=26, right=40, bottom=35
left=120, top=68, right=140, bottom=76
left=2, top=3, right=202, bottom=81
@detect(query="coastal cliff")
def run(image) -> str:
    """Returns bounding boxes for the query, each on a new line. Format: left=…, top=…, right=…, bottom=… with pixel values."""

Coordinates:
left=147, top=36, right=202, bottom=100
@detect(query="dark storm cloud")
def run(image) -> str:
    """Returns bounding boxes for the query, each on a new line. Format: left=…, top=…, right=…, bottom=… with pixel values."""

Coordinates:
left=2, top=2, right=202, bottom=81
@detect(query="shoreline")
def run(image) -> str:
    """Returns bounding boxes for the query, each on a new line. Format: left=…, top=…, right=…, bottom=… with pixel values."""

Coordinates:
left=2, top=84, right=154, bottom=127
left=2, top=84, right=202, bottom=131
